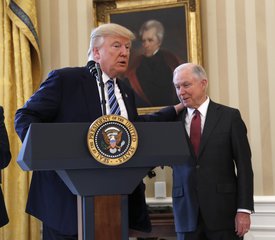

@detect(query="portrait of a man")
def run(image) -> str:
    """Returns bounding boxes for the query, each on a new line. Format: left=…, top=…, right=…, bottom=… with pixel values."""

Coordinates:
left=110, top=6, right=188, bottom=108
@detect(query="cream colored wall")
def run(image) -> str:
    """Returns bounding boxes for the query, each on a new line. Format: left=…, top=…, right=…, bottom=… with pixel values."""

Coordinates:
left=37, top=0, right=275, bottom=196
left=37, top=0, right=93, bottom=77
left=201, top=0, right=275, bottom=195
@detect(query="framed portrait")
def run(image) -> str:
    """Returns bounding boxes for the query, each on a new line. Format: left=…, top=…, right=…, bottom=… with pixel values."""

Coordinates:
left=93, top=0, right=202, bottom=114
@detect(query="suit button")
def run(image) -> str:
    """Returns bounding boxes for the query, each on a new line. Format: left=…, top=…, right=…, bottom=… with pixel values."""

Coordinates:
left=196, top=165, right=200, bottom=169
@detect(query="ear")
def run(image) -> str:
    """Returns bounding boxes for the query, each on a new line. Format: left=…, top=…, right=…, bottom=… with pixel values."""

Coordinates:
left=201, top=78, right=208, bottom=88
left=93, top=48, right=100, bottom=61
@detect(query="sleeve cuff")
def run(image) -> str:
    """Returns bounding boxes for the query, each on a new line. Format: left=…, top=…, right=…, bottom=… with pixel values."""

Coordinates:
left=237, top=208, right=252, bottom=214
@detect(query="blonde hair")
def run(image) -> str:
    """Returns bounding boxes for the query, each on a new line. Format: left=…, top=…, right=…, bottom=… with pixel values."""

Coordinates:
left=87, top=23, right=135, bottom=60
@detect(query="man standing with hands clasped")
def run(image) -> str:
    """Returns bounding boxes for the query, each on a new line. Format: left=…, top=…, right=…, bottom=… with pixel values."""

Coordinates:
left=15, top=23, right=183, bottom=240
left=172, top=63, right=254, bottom=240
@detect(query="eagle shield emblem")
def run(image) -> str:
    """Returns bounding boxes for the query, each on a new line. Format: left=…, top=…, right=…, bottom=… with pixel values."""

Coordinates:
left=87, top=115, right=138, bottom=166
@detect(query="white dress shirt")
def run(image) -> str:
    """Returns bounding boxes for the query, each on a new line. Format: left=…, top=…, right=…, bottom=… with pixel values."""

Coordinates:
left=185, top=97, right=209, bottom=136
left=96, top=72, right=128, bottom=119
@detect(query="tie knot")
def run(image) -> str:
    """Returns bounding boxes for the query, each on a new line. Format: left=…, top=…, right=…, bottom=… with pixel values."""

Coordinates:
left=107, top=79, right=115, bottom=91
left=107, top=79, right=114, bottom=85
left=193, top=109, right=200, bottom=117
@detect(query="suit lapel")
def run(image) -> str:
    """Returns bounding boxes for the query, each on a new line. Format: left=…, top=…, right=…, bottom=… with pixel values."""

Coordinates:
left=198, top=101, right=222, bottom=158
left=178, top=108, right=197, bottom=158
left=117, top=80, right=136, bottom=121
left=179, top=101, right=223, bottom=160
left=81, top=67, right=102, bottom=120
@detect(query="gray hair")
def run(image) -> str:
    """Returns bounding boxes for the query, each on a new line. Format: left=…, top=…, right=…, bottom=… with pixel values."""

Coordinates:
left=87, top=23, right=135, bottom=61
left=174, top=63, right=208, bottom=81
left=139, top=20, right=164, bottom=44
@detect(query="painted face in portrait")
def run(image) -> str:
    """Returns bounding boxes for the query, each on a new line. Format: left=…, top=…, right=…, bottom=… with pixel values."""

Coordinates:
left=141, top=28, right=161, bottom=57
left=94, top=35, right=131, bottom=78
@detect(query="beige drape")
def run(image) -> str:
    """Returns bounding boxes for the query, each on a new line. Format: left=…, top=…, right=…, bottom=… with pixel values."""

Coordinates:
left=0, top=0, right=41, bottom=239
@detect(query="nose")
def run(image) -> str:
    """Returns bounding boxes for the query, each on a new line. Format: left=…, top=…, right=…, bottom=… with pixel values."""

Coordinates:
left=121, top=45, right=129, bottom=56
left=142, top=40, right=149, bottom=48
left=177, top=86, right=186, bottom=98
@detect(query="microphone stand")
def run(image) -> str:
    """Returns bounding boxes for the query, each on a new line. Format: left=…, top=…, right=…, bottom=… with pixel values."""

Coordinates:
left=95, top=63, right=107, bottom=115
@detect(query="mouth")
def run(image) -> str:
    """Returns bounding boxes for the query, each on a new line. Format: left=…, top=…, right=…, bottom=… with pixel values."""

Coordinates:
left=117, top=60, right=127, bottom=67
left=181, top=96, right=188, bottom=101
left=181, top=97, right=189, bottom=105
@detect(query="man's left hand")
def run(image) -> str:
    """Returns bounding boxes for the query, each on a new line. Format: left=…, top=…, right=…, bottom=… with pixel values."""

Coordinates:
left=235, top=212, right=251, bottom=237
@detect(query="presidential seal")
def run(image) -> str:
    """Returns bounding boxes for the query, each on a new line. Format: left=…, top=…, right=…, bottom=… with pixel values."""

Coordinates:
left=87, top=115, right=138, bottom=166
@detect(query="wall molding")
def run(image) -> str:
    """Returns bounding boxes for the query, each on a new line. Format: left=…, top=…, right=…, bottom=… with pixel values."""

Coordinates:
left=245, top=196, right=275, bottom=240
left=146, top=196, right=275, bottom=240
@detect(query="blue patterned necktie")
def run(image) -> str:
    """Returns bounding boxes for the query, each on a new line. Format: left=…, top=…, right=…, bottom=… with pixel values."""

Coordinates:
left=107, top=79, right=121, bottom=115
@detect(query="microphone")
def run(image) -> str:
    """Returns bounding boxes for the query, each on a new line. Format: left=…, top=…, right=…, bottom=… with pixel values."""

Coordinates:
left=87, top=60, right=98, bottom=79
left=95, top=62, right=102, bottom=80
left=87, top=60, right=107, bottom=115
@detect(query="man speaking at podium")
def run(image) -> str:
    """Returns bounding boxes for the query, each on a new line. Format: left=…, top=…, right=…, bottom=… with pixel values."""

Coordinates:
left=15, top=23, right=183, bottom=240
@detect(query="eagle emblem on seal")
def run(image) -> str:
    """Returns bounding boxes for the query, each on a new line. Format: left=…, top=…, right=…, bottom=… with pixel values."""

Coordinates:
left=102, top=126, right=125, bottom=154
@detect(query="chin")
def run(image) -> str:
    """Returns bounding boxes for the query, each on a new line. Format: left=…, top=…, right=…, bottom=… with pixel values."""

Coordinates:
left=118, top=67, right=126, bottom=73
left=181, top=101, right=188, bottom=107
left=145, top=54, right=153, bottom=57
left=116, top=69, right=127, bottom=75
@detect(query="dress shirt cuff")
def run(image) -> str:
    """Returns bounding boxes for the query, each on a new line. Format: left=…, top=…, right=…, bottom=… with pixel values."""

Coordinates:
left=237, top=208, right=252, bottom=214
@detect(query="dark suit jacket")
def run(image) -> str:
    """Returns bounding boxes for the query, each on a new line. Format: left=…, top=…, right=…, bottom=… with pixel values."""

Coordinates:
left=172, top=100, right=254, bottom=233
left=15, top=66, right=177, bottom=235
left=0, top=106, right=11, bottom=227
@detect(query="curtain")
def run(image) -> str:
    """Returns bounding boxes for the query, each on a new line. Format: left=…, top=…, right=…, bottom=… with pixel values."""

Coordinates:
left=0, top=0, right=41, bottom=239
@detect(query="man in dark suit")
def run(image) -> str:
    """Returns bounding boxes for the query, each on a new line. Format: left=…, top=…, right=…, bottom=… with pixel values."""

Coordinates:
left=0, top=106, right=11, bottom=228
left=172, top=63, right=254, bottom=240
left=15, top=23, right=182, bottom=240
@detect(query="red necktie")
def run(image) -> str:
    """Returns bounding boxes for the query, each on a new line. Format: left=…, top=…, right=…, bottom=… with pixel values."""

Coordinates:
left=190, top=110, right=201, bottom=156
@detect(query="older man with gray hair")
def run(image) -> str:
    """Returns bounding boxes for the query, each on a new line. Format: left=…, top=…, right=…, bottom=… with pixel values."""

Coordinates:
left=172, top=63, right=254, bottom=240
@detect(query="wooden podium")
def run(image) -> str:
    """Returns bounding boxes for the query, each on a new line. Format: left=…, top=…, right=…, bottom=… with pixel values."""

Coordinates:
left=17, top=122, right=189, bottom=240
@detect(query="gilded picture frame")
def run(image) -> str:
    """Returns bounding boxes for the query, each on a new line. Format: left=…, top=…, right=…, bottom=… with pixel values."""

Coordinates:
left=93, top=0, right=202, bottom=114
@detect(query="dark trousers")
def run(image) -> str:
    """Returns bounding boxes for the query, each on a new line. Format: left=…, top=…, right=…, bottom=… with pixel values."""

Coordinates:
left=43, top=224, right=77, bottom=240
left=177, top=213, right=243, bottom=240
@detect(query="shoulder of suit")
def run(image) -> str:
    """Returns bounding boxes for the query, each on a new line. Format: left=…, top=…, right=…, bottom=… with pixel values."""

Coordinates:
left=0, top=107, right=3, bottom=123
left=158, top=49, right=180, bottom=65
left=51, top=66, right=88, bottom=75
left=210, top=100, right=239, bottom=113
left=47, top=66, right=90, bottom=79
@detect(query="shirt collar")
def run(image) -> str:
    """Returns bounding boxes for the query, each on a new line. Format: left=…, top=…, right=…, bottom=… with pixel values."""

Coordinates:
left=187, top=96, right=210, bottom=118
left=152, top=48, right=160, bottom=56
left=101, top=72, right=117, bottom=84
